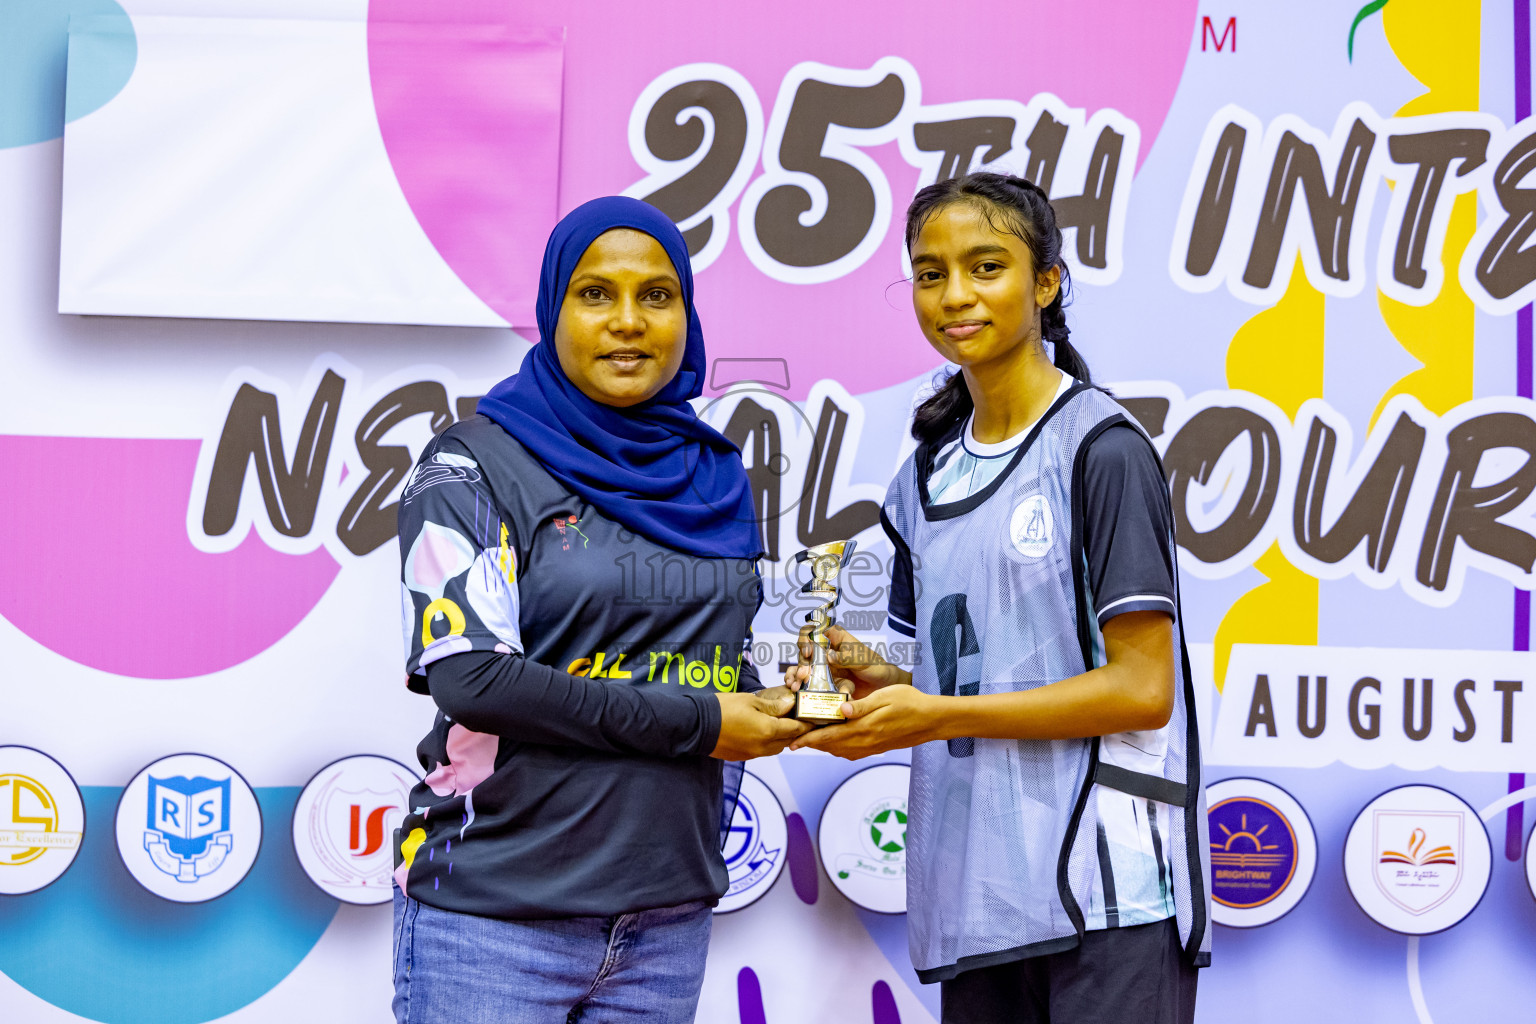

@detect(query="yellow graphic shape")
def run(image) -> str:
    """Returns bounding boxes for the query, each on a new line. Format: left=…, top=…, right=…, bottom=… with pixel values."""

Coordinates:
left=422, top=598, right=466, bottom=645
left=1214, top=260, right=1323, bottom=689
left=1373, top=0, right=1478, bottom=422
left=499, top=522, right=516, bottom=583
left=1227, top=260, right=1324, bottom=419
left=1214, top=545, right=1319, bottom=689
left=1, top=775, right=59, bottom=867
left=1384, top=0, right=1479, bottom=116
left=399, top=827, right=427, bottom=871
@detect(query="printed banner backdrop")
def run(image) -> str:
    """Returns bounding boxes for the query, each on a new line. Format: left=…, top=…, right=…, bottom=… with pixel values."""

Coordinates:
left=2, top=0, right=1535, bottom=1021
left=57, top=11, right=563, bottom=327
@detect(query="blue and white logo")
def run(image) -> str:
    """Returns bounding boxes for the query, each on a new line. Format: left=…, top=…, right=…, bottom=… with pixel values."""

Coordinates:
left=144, top=775, right=232, bottom=882
left=716, top=771, right=787, bottom=914
left=116, top=754, right=262, bottom=902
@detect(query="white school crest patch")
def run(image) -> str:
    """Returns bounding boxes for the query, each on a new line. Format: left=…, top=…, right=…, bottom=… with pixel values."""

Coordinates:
left=1009, top=494, right=1053, bottom=558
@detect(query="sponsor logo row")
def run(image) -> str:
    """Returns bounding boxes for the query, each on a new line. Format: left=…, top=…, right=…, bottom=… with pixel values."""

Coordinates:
left=761, top=769, right=1466, bottom=931
left=1209, top=778, right=1505, bottom=935
left=1, top=746, right=1522, bottom=934
left=0, top=746, right=907, bottom=916
left=725, top=770, right=1522, bottom=933
left=721, top=762, right=911, bottom=915
left=0, top=747, right=414, bottom=904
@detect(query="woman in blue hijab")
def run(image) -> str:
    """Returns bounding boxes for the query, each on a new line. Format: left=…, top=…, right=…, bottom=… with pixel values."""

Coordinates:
left=391, top=197, right=805, bottom=1024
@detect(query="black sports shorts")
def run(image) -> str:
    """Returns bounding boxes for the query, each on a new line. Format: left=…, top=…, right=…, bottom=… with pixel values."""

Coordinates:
left=939, top=918, right=1198, bottom=1024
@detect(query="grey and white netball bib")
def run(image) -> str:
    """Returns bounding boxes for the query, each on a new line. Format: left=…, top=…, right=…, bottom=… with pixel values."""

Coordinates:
left=883, top=385, right=1211, bottom=981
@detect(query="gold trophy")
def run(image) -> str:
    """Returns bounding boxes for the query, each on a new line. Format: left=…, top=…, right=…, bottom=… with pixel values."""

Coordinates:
left=794, top=540, right=856, bottom=724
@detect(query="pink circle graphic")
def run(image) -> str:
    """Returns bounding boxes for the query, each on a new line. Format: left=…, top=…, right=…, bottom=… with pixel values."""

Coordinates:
left=0, top=435, right=339, bottom=679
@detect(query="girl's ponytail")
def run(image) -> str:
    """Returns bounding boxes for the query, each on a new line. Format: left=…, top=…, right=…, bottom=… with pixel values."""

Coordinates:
left=911, top=368, right=975, bottom=446
left=1041, top=293, right=1090, bottom=382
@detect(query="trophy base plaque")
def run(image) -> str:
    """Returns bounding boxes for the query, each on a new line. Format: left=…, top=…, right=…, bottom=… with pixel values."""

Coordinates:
left=795, top=689, right=850, bottom=724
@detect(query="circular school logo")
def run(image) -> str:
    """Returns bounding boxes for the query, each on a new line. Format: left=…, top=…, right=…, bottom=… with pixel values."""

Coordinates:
left=1206, top=778, right=1315, bottom=927
left=1343, top=785, right=1491, bottom=935
left=0, top=746, right=85, bottom=895
left=716, top=771, right=788, bottom=914
left=818, top=763, right=909, bottom=914
left=1009, top=494, right=1053, bottom=558
left=292, top=754, right=418, bottom=905
left=115, top=753, right=262, bottom=903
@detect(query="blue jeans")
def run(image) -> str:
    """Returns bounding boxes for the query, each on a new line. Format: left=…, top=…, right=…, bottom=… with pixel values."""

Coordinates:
left=392, top=889, right=712, bottom=1024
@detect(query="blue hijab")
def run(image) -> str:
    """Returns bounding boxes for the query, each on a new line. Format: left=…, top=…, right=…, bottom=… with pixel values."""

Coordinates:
left=477, top=197, right=763, bottom=560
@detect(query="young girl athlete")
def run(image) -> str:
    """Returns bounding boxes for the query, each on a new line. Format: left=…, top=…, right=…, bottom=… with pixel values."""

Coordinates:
left=787, top=172, right=1211, bottom=1023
